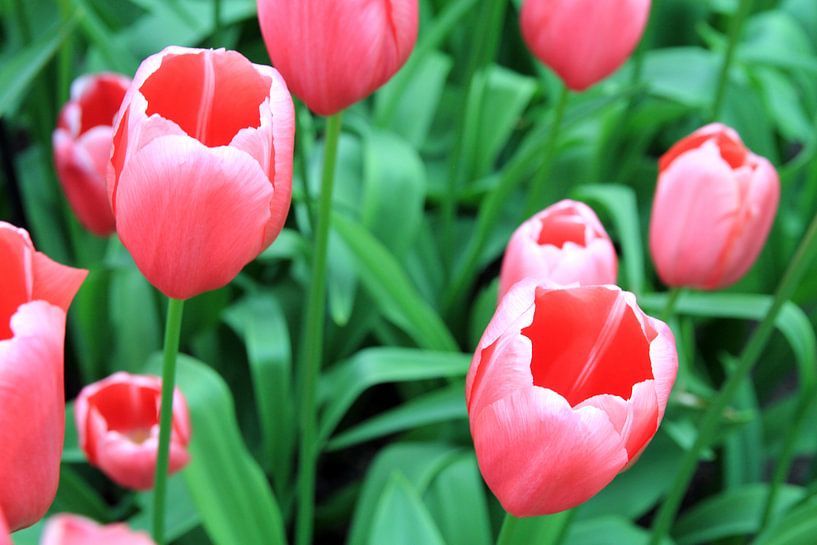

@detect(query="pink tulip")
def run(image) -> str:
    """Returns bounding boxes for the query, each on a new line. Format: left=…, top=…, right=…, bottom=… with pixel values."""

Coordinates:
left=466, top=281, right=677, bottom=516
left=0, top=510, right=9, bottom=545
left=499, top=200, right=617, bottom=299
left=53, top=73, right=130, bottom=236
left=256, top=0, right=419, bottom=116
left=41, top=515, right=155, bottom=545
left=520, top=0, right=651, bottom=91
left=75, top=372, right=192, bottom=491
left=108, top=46, right=295, bottom=299
left=0, top=223, right=87, bottom=530
left=649, top=123, right=780, bottom=290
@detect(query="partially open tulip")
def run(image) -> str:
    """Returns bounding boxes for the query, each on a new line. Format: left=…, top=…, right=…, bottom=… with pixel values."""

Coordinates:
left=649, top=123, right=780, bottom=290
left=75, top=372, right=191, bottom=490
left=42, top=515, right=155, bottom=545
left=499, top=200, right=617, bottom=299
left=53, top=73, right=130, bottom=236
left=108, top=46, right=295, bottom=299
left=256, top=0, right=419, bottom=116
left=0, top=223, right=87, bottom=530
left=466, top=282, right=677, bottom=516
left=520, top=0, right=651, bottom=91
left=0, top=511, right=9, bottom=545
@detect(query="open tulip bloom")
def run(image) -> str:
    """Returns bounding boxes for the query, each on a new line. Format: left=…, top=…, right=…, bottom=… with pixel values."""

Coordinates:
left=0, top=223, right=87, bottom=532
left=75, top=372, right=192, bottom=491
left=41, top=514, right=156, bottom=545
left=466, top=281, right=677, bottom=516
left=108, top=46, right=295, bottom=300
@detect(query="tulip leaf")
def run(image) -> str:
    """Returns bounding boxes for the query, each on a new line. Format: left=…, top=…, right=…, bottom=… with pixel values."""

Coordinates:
left=566, top=516, right=676, bottom=545
left=110, top=263, right=162, bottom=375
left=332, top=212, right=458, bottom=352
left=130, top=475, right=200, bottom=542
left=222, top=292, right=295, bottom=494
left=497, top=512, right=574, bottom=545
left=147, top=354, right=287, bottom=545
left=367, top=474, right=447, bottom=545
left=752, top=496, right=817, bottom=545
left=674, top=484, right=805, bottom=545
left=317, top=348, right=469, bottom=444
left=327, top=383, right=467, bottom=451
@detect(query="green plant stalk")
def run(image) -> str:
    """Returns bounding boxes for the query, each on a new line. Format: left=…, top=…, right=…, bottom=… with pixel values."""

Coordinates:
left=711, top=0, right=753, bottom=120
left=295, top=104, right=316, bottom=231
left=212, top=0, right=221, bottom=46
left=662, top=287, right=683, bottom=322
left=525, top=84, right=570, bottom=217
left=295, top=112, right=343, bottom=545
left=648, top=209, right=817, bottom=545
left=152, top=297, right=185, bottom=545
left=498, top=511, right=575, bottom=545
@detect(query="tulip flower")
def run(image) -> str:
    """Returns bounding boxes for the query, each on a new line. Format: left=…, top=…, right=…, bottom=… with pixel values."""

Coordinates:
left=466, top=281, right=677, bottom=516
left=75, top=372, right=192, bottom=491
left=0, top=223, right=87, bottom=531
left=520, top=0, right=651, bottom=91
left=0, top=511, right=9, bottom=545
left=649, top=123, right=780, bottom=290
left=256, top=0, right=419, bottom=115
left=53, top=73, right=130, bottom=236
left=499, top=200, right=617, bottom=299
left=41, top=515, right=156, bottom=545
left=108, top=46, right=295, bottom=299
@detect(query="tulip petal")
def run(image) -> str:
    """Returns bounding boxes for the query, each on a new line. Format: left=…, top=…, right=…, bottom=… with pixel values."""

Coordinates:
left=31, top=251, right=88, bottom=313
left=0, top=302, right=66, bottom=530
left=42, top=514, right=156, bottom=545
left=0, top=224, right=33, bottom=340
left=0, top=509, right=9, bottom=545
left=115, top=135, right=273, bottom=299
left=647, top=318, right=678, bottom=420
left=472, top=387, right=628, bottom=516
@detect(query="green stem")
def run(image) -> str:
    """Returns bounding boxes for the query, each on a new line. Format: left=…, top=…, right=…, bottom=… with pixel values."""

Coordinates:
left=295, top=104, right=316, bottom=231
left=662, top=287, right=683, bottom=322
left=497, top=511, right=575, bottom=545
left=711, top=0, right=753, bottom=120
left=295, top=112, right=343, bottom=545
left=648, top=210, right=817, bottom=545
left=152, top=297, right=185, bottom=545
left=212, top=0, right=221, bottom=45
left=525, top=84, right=570, bottom=218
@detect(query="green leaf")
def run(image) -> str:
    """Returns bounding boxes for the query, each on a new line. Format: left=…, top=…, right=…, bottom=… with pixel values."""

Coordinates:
left=223, top=293, right=294, bottom=493
left=567, top=517, right=675, bottom=545
left=753, top=497, right=817, bottom=545
left=367, top=474, right=447, bottom=545
left=146, top=354, right=287, bottom=545
left=425, top=454, right=492, bottom=545
left=497, top=512, right=574, bottom=545
left=643, top=47, right=719, bottom=107
left=675, top=484, right=805, bottom=545
left=110, top=264, right=161, bottom=374
left=318, top=348, right=469, bottom=443
left=332, top=213, right=458, bottom=351
left=130, top=475, right=200, bottom=542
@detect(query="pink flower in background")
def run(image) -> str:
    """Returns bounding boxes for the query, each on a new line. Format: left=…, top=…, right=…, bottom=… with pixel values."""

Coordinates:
left=53, top=73, right=130, bottom=236
left=499, top=199, right=618, bottom=299
left=0, top=223, right=87, bottom=531
left=75, top=372, right=192, bottom=491
left=520, top=0, right=651, bottom=91
left=256, top=0, right=419, bottom=115
left=41, top=515, right=156, bottom=545
left=650, top=123, right=780, bottom=290
left=108, top=46, right=295, bottom=299
left=467, top=282, right=677, bottom=516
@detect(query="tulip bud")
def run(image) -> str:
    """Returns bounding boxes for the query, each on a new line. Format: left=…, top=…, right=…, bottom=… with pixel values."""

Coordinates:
left=256, top=0, right=419, bottom=116
left=53, top=73, right=130, bottom=236
left=0, top=222, right=87, bottom=530
left=649, top=123, right=780, bottom=290
left=108, top=46, right=295, bottom=299
left=499, top=200, right=617, bottom=299
left=41, top=514, right=156, bottom=545
left=467, top=281, right=677, bottom=516
left=75, top=372, right=192, bottom=491
left=520, top=0, right=651, bottom=91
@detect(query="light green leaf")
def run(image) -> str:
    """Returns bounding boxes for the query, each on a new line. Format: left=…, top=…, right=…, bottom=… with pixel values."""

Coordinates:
left=367, top=474, right=447, bottom=545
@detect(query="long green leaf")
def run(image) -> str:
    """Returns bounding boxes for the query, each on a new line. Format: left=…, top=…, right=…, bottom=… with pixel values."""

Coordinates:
left=367, top=474, right=447, bottom=545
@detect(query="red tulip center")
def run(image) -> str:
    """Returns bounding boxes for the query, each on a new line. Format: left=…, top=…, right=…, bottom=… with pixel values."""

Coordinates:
left=522, top=287, right=654, bottom=406
left=0, top=236, right=30, bottom=340
left=141, top=51, right=271, bottom=147
left=77, top=77, right=128, bottom=135
left=89, top=383, right=161, bottom=435
left=537, top=215, right=587, bottom=248
left=660, top=131, right=749, bottom=172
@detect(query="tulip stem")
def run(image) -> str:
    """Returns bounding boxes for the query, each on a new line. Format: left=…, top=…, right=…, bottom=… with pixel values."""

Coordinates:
left=525, top=84, right=570, bottom=218
left=648, top=210, right=817, bottom=545
left=212, top=0, right=221, bottom=45
left=498, top=511, right=575, bottom=545
left=711, top=0, right=753, bottom=120
left=661, top=287, right=683, bottom=322
left=296, top=112, right=343, bottom=545
left=152, top=297, right=185, bottom=545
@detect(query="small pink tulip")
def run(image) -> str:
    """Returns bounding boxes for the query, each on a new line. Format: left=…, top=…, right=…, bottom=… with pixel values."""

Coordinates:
left=53, top=73, right=130, bottom=236
left=520, top=0, right=651, bottom=91
left=0, top=510, right=9, bottom=545
left=75, top=372, right=192, bottom=491
left=41, top=514, right=155, bottom=545
left=256, top=0, right=419, bottom=116
left=108, top=46, right=295, bottom=299
left=466, top=282, right=677, bottom=516
left=0, top=223, right=87, bottom=531
left=499, top=200, right=617, bottom=299
left=649, top=123, right=780, bottom=290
